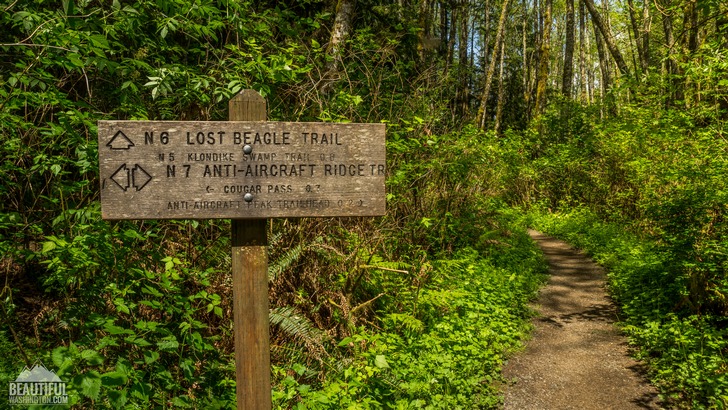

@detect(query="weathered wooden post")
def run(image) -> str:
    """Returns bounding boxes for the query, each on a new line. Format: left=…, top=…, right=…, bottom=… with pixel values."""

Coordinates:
left=228, top=90, right=271, bottom=409
left=97, top=90, right=385, bottom=409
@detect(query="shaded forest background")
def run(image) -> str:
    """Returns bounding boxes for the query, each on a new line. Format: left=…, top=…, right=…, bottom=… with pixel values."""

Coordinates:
left=1, top=0, right=727, bottom=408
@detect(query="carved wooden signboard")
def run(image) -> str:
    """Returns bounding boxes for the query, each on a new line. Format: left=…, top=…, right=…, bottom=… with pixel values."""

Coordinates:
left=98, top=121, right=386, bottom=219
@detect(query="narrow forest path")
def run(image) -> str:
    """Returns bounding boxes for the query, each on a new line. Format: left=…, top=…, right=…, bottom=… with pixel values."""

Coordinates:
left=501, top=230, right=663, bottom=410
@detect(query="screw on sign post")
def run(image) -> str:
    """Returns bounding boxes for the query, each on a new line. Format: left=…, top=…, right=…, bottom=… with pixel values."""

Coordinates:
left=97, top=90, right=386, bottom=409
left=229, top=90, right=271, bottom=410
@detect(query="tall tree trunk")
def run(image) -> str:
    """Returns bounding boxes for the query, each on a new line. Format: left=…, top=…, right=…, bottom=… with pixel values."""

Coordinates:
left=522, top=0, right=530, bottom=115
left=586, top=26, right=594, bottom=103
left=482, top=0, right=491, bottom=84
left=495, top=34, right=507, bottom=133
left=562, top=0, right=575, bottom=97
left=440, top=0, right=449, bottom=58
left=447, top=4, right=457, bottom=66
left=641, top=0, right=651, bottom=70
left=417, top=0, right=432, bottom=62
left=325, top=0, right=356, bottom=80
left=579, top=0, right=587, bottom=103
left=660, top=0, right=681, bottom=106
left=626, top=0, right=647, bottom=74
left=594, top=22, right=611, bottom=100
left=684, top=0, right=699, bottom=54
left=581, top=0, right=630, bottom=76
left=457, top=0, right=470, bottom=117
left=442, top=2, right=458, bottom=88
left=534, top=0, right=552, bottom=116
left=478, top=0, right=511, bottom=129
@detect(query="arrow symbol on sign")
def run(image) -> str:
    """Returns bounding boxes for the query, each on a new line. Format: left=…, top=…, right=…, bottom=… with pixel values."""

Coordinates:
left=110, top=164, right=130, bottom=191
left=107, top=130, right=135, bottom=150
left=132, top=165, right=152, bottom=191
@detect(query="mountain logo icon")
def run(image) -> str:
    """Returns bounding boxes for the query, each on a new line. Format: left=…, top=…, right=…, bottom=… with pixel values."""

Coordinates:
left=13, top=362, right=63, bottom=383
left=8, top=361, right=68, bottom=405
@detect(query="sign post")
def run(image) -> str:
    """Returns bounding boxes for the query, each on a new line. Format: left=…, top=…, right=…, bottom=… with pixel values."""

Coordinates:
left=97, top=90, right=385, bottom=409
left=229, top=90, right=271, bottom=410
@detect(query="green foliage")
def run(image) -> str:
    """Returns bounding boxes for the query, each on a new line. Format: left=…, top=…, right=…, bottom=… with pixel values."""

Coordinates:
left=503, top=67, right=728, bottom=407
left=530, top=208, right=728, bottom=409
left=0, top=331, right=18, bottom=409
left=272, top=226, right=547, bottom=409
left=385, top=123, right=512, bottom=253
left=0, top=1, right=327, bottom=405
left=508, top=99, right=728, bottom=316
left=40, top=243, right=235, bottom=408
left=1, top=1, right=551, bottom=408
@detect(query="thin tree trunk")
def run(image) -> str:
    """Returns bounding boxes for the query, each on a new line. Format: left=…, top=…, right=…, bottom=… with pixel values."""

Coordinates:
left=534, top=0, right=552, bottom=116
left=447, top=5, right=457, bottom=66
left=417, top=0, right=431, bottom=61
left=594, top=22, right=611, bottom=99
left=495, top=34, right=507, bottom=133
left=458, top=0, right=470, bottom=117
left=685, top=0, right=699, bottom=53
left=562, top=0, right=575, bottom=97
left=660, top=0, right=681, bottom=106
left=626, top=0, right=646, bottom=74
left=522, top=0, right=530, bottom=115
left=440, top=0, right=449, bottom=58
left=581, top=0, right=630, bottom=76
left=579, top=0, right=587, bottom=103
left=641, top=0, right=651, bottom=69
left=555, top=10, right=565, bottom=92
left=325, top=0, right=356, bottom=79
left=593, top=13, right=617, bottom=116
left=483, top=0, right=491, bottom=85
left=478, top=0, right=511, bottom=129
left=586, top=25, right=594, bottom=103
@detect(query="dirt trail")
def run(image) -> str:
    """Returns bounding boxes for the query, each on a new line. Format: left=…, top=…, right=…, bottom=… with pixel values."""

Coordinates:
left=501, top=230, right=663, bottom=410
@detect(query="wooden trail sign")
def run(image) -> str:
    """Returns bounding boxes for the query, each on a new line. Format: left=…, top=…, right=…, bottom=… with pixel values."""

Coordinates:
left=98, top=120, right=386, bottom=220
left=98, top=90, right=386, bottom=410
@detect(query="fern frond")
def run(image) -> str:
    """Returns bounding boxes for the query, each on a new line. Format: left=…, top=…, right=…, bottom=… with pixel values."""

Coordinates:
left=361, top=254, right=413, bottom=271
left=268, top=231, right=284, bottom=247
left=268, top=243, right=303, bottom=282
left=270, top=306, right=325, bottom=344
left=269, top=306, right=328, bottom=365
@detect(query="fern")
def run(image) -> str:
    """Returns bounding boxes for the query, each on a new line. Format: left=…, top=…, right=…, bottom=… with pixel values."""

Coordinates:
left=269, top=306, right=327, bottom=364
left=362, top=254, right=413, bottom=273
left=268, top=243, right=303, bottom=282
left=270, top=306, right=324, bottom=343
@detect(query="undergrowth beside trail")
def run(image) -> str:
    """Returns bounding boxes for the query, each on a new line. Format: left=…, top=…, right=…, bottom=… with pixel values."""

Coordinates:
left=529, top=208, right=728, bottom=409
left=272, top=214, right=547, bottom=408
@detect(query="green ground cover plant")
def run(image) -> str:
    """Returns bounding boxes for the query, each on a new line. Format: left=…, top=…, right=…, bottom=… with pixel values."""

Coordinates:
left=272, top=215, right=547, bottom=409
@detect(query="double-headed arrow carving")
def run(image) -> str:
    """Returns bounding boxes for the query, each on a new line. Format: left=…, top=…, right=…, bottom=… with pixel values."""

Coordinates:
left=110, top=164, right=152, bottom=192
